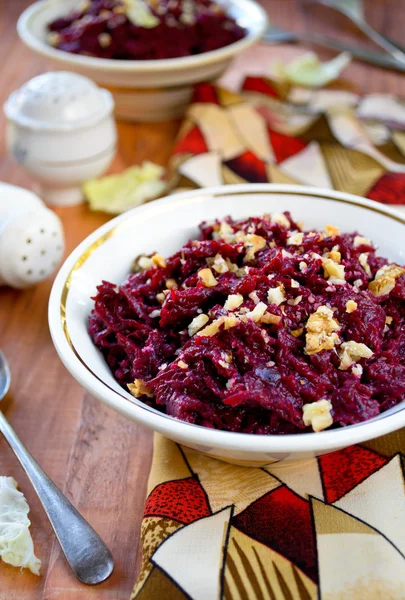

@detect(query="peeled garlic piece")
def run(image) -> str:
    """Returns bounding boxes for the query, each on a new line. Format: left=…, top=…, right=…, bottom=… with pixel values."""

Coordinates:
left=0, top=477, right=41, bottom=575
left=273, top=52, right=351, bottom=88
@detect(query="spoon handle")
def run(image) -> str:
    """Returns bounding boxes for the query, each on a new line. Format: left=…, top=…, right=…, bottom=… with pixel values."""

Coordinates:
left=0, top=411, right=114, bottom=585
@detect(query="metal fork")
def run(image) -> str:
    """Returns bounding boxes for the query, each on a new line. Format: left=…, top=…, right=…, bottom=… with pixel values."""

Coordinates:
left=310, top=0, right=405, bottom=64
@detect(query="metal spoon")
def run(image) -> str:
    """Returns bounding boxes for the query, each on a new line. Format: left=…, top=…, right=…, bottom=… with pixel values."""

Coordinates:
left=0, top=350, right=114, bottom=585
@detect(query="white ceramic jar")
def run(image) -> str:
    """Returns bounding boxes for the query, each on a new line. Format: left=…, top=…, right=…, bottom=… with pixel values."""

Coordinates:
left=0, top=182, right=64, bottom=289
left=4, top=72, right=117, bottom=206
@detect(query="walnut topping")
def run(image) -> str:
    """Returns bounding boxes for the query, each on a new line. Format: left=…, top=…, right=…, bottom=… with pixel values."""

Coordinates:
left=165, top=278, right=178, bottom=289
left=188, top=314, right=209, bottom=336
left=197, top=315, right=239, bottom=337
left=352, top=364, right=363, bottom=377
left=323, top=258, right=345, bottom=281
left=271, top=212, right=291, bottom=229
left=210, top=254, right=229, bottom=274
left=354, top=235, right=372, bottom=248
left=303, top=399, right=333, bottom=432
left=224, top=294, right=244, bottom=311
left=178, top=360, right=188, bottom=370
left=287, top=232, right=304, bottom=246
left=386, top=316, right=393, bottom=325
left=291, top=328, right=304, bottom=337
left=338, top=341, right=373, bottom=370
left=291, top=279, right=300, bottom=288
left=267, top=285, right=286, bottom=306
left=325, top=225, right=340, bottom=238
left=287, top=295, right=303, bottom=306
left=137, top=255, right=153, bottom=270
left=225, top=259, right=246, bottom=278
left=359, top=253, right=371, bottom=277
left=156, top=292, right=166, bottom=303
left=151, top=253, right=166, bottom=268
left=369, top=263, right=405, bottom=297
left=345, top=300, right=358, bottom=313
left=212, top=221, right=234, bottom=242
left=149, top=309, right=161, bottom=318
left=299, top=261, right=308, bottom=272
left=244, top=234, right=266, bottom=262
left=328, top=251, right=341, bottom=263
left=128, top=379, right=153, bottom=398
left=305, top=306, right=340, bottom=355
left=248, top=291, right=260, bottom=305
left=261, top=312, right=281, bottom=325
left=245, top=302, right=268, bottom=322
left=198, top=268, right=218, bottom=287
left=98, top=32, right=112, bottom=47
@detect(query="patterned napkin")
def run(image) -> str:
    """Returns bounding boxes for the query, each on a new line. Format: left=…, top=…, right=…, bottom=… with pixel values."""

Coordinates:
left=132, top=78, right=405, bottom=600
left=168, top=78, right=405, bottom=203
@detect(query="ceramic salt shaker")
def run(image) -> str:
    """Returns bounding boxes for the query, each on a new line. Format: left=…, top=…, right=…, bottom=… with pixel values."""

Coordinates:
left=0, top=182, right=64, bottom=289
left=4, top=72, right=117, bottom=207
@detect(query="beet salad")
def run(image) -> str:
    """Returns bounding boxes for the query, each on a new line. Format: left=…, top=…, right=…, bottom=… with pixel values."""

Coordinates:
left=89, top=212, right=405, bottom=435
left=47, top=0, right=246, bottom=60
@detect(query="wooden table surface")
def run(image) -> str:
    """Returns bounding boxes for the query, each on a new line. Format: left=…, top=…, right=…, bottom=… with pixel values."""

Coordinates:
left=1, top=1, right=404, bottom=598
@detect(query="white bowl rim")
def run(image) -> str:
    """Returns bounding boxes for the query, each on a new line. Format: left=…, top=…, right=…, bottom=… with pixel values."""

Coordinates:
left=49, top=183, right=405, bottom=454
left=18, top=0, right=268, bottom=73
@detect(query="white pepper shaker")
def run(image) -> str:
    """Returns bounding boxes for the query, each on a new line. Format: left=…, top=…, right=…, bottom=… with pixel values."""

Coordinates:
left=0, top=182, right=64, bottom=289
left=4, top=72, right=117, bottom=207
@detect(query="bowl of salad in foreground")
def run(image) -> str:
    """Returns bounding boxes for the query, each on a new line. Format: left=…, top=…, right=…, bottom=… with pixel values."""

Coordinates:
left=49, top=184, right=405, bottom=466
left=18, top=0, right=267, bottom=121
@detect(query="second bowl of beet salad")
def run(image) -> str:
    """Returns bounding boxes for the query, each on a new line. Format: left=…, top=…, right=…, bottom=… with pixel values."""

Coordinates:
left=89, top=211, right=405, bottom=436
left=46, top=0, right=247, bottom=60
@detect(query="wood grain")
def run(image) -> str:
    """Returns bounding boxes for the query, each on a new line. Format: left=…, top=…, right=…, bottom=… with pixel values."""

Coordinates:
left=0, top=0, right=404, bottom=598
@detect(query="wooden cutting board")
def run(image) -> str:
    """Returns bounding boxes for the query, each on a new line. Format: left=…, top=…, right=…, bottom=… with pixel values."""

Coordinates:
left=0, top=0, right=404, bottom=598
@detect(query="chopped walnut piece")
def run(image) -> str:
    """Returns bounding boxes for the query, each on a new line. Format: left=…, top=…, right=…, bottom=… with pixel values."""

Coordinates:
left=248, top=291, right=260, bottom=305
left=299, top=261, right=308, bottom=272
left=213, top=221, right=234, bottom=242
left=323, top=258, right=345, bottom=281
left=151, top=253, right=166, bottom=268
left=303, top=399, right=333, bottom=432
left=369, top=263, right=405, bottom=297
left=354, top=235, right=372, bottom=248
left=224, top=294, right=243, bottom=312
left=211, top=254, right=229, bottom=274
left=246, top=302, right=267, bottom=322
left=338, top=340, right=373, bottom=370
left=178, top=360, right=188, bottom=370
left=291, top=328, right=304, bottom=337
left=188, top=314, right=209, bottom=336
left=165, top=278, right=178, bottom=289
left=261, top=312, right=281, bottom=325
left=291, top=279, right=300, bottom=288
left=224, top=316, right=239, bottom=330
left=244, top=234, right=266, bottom=262
left=305, top=306, right=340, bottom=355
left=149, top=309, right=161, bottom=318
left=287, top=295, right=303, bottom=306
left=386, top=316, right=393, bottom=325
left=136, top=255, right=153, bottom=271
left=267, top=285, right=285, bottom=306
left=359, top=253, right=371, bottom=277
left=328, top=251, right=341, bottom=263
left=287, top=232, right=304, bottom=246
left=325, top=225, right=340, bottom=238
left=345, top=300, right=358, bottom=313
left=156, top=292, right=166, bottom=303
left=198, top=268, right=218, bottom=287
left=128, top=379, right=153, bottom=398
left=271, top=212, right=291, bottom=229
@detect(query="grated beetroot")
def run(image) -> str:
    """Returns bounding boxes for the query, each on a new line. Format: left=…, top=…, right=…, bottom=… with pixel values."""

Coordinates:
left=89, top=212, right=405, bottom=434
left=47, top=0, right=246, bottom=60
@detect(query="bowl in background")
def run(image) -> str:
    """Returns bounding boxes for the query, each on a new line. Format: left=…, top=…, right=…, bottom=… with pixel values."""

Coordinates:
left=18, top=0, right=268, bottom=122
left=48, top=184, right=405, bottom=467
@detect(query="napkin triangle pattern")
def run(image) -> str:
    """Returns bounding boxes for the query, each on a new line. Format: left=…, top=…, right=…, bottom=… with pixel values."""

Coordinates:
left=169, top=78, right=405, bottom=205
left=132, top=430, right=405, bottom=599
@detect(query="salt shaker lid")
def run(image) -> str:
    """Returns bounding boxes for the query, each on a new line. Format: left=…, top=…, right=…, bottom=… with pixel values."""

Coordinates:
left=4, top=71, right=114, bottom=131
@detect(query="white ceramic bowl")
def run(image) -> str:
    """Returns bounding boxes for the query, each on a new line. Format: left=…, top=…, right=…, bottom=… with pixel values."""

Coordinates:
left=49, top=184, right=405, bottom=467
left=18, top=0, right=268, bottom=122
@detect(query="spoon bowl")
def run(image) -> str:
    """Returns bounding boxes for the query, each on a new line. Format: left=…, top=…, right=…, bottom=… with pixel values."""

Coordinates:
left=0, top=350, right=11, bottom=400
